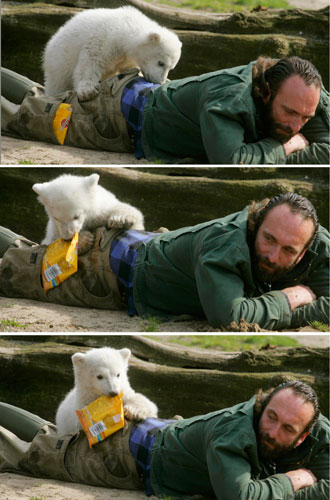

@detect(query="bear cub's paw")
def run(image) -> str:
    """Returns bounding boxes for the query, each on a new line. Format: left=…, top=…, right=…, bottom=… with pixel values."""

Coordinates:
left=78, top=231, right=94, bottom=254
left=76, top=82, right=101, bottom=101
left=107, top=214, right=139, bottom=229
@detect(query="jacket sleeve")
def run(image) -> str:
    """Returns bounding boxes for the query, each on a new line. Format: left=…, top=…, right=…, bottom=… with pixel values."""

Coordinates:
left=194, top=241, right=292, bottom=330
left=199, top=96, right=287, bottom=164
left=286, top=111, right=330, bottom=164
left=290, top=238, right=330, bottom=327
left=294, top=440, right=329, bottom=500
left=206, top=437, right=295, bottom=500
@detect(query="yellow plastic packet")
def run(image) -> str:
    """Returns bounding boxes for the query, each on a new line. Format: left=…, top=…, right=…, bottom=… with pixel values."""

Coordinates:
left=53, top=102, right=73, bottom=145
left=76, top=393, right=125, bottom=447
left=41, top=233, right=78, bottom=291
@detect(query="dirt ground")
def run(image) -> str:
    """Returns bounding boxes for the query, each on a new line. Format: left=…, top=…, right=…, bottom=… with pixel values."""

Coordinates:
left=0, top=473, right=150, bottom=500
left=1, top=296, right=329, bottom=332
left=1, top=136, right=147, bottom=165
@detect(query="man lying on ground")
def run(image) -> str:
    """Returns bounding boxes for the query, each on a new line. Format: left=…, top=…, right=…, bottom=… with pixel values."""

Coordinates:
left=1, top=56, right=329, bottom=164
left=0, top=380, right=329, bottom=499
left=0, top=192, right=328, bottom=330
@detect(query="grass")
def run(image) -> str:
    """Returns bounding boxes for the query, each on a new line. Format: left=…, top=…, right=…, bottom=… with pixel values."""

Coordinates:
left=162, top=334, right=300, bottom=351
left=141, top=315, right=162, bottom=332
left=0, top=318, right=28, bottom=329
left=18, top=160, right=35, bottom=164
left=309, top=321, right=329, bottom=332
left=147, top=0, right=290, bottom=13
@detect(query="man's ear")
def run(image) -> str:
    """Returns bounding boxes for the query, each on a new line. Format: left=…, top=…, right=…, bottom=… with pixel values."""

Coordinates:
left=294, top=431, right=310, bottom=448
left=296, top=248, right=308, bottom=264
left=262, top=82, right=271, bottom=104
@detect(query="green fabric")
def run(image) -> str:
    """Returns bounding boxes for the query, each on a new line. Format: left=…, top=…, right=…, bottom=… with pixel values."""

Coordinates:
left=150, top=396, right=330, bottom=500
left=0, top=225, right=36, bottom=257
left=2, top=67, right=137, bottom=152
left=0, top=227, right=125, bottom=310
left=133, top=208, right=329, bottom=329
left=0, top=403, right=143, bottom=490
left=1, top=67, right=43, bottom=105
left=141, top=61, right=329, bottom=165
left=0, top=402, right=48, bottom=442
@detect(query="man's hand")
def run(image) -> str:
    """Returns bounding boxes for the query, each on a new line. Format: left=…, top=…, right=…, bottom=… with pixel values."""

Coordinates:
left=281, top=285, right=316, bottom=310
left=283, top=133, right=309, bottom=156
left=285, top=468, right=317, bottom=492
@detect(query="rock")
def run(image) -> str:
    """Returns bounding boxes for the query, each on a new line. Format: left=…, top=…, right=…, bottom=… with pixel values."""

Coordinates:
left=0, top=338, right=328, bottom=421
left=0, top=166, right=328, bottom=243
left=1, top=2, right=329, bottom=88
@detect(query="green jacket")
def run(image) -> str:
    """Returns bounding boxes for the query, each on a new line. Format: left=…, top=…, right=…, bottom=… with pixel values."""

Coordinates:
left=141, top=61, right=330, bottom=164
left=133, top=208, right=329, bottom=330
left=150, top=396, right=330, bottom=500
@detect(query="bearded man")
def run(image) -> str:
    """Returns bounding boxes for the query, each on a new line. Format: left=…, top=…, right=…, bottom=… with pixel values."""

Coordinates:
left=0, top=380, right=329, bottom=499
left=2, top=56, right=329, bottom=164
left=0, top=192, right=328, bottom=330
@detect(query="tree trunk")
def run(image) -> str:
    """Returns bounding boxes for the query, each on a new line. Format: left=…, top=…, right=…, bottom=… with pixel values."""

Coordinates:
left=1, top=3, right=329, bottom=88
left=0, top=338, right=328, bottom=422
left=0, top=167, right=328, bottom=243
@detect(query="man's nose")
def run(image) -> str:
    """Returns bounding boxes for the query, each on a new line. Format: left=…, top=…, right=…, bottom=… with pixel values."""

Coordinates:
left=268, top=424, right=280, bottom=440
left=267, top=246, right=281, bottom=264
left=288, top=116, right=303, bottom=134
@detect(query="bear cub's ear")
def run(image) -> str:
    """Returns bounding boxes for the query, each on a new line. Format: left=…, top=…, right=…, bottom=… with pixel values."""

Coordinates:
left=32, top=182, right=48, bottom=196
left=72, top=352, right=86, bottom=366
left=84, top=173, right=100, bottom=190
left=119, top=348, right=131, bottom=363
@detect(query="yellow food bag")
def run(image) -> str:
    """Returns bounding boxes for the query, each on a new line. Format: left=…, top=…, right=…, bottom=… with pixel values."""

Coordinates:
left=76, top=393, right=125, bottom=447
left=53, top=102, right=73, bottom=145
left=41, top=233, right=78, bottom=291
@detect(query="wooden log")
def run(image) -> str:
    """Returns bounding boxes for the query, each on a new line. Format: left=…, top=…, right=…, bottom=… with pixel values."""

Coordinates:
left=0, top=167, right=328, bottom=244
left=0, top=340, right=328, bottom=421
left=15, top=334, right=330, bottom=373
left=1, top=3, right=329, bottom=88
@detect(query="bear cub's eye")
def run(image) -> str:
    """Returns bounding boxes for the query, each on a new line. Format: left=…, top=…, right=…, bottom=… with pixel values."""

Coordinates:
left=97, top=375, right=103, bottom=380
left=116, top=373, right=120, bottom=378
left=158, top=61, right=165, bottom=67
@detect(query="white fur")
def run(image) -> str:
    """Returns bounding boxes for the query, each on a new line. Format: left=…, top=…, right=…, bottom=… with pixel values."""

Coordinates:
left=56, top=347, right=158, bottom=435
left=43, top=6, right=182, bottom=100
left=32, top=173, right=144, bottom=245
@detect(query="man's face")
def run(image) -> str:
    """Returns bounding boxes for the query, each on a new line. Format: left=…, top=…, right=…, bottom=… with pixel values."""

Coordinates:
left=258, top=388, right=314, bottom=461
left=263, top=75, right=320, bottom=143
left=254, top=204, right=314, bottom=282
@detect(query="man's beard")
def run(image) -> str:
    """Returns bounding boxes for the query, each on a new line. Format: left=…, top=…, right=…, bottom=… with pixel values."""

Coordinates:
left=264, top=100, right=295, bottom=143
left=258, top=428, right=299, bottom=461
left=252, top=248, right=298, bottom=283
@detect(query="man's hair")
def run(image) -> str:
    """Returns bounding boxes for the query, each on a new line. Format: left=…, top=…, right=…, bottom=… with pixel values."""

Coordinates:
left=254, top=380, right=320, bottom=433
left=252, top=55, right=322, bottom=100
left=248, top=192, right=319, bottom=250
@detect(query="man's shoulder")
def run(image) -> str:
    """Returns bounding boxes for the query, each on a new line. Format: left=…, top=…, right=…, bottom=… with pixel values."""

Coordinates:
left=173, top=61, right=255, bottom=96
left=312, top=225, right=330, bottom=254
left=203, top=397, right=256, bottom=433
left=312, top=413, right=330, bottom=440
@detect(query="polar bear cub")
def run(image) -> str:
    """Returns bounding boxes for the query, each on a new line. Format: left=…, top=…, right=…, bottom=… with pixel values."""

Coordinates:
left=32, top=173, right=144, bottom=245
left=43, top=6, right=182, bottom=100
left=56, top=347, right=158, bottom=435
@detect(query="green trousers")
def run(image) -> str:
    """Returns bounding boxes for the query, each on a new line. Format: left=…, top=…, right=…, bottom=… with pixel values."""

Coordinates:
left=1, top=66, right=136, bottom=152
left=0, top=225, right=126, bottom=310
left=0, top=402, right=143, bottom=490
left=0, top=225, right=37, bottom=257
left=1, top=68, right=45, bottom=132
left=1, top=67, right=45, bottom=105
